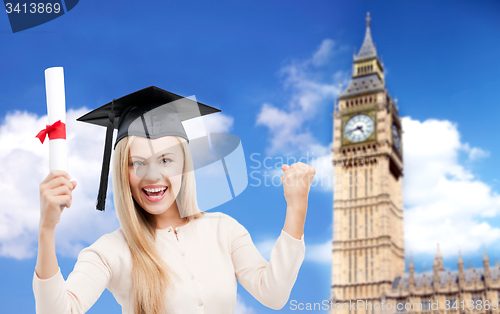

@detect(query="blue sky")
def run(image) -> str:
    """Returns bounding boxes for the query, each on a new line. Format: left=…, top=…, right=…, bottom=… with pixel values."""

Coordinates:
left=1, top=1, right=500, bottom=313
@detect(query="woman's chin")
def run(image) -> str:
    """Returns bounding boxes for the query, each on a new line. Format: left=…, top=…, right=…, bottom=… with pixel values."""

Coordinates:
left=140, top=197, right=176, bottom=216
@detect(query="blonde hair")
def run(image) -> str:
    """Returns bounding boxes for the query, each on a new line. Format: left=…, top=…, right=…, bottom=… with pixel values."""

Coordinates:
left=112, top=135, right=204, bottom=314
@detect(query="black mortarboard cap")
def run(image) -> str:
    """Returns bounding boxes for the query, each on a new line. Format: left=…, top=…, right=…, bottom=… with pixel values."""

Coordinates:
left=77, top=86, right=221, bottom=211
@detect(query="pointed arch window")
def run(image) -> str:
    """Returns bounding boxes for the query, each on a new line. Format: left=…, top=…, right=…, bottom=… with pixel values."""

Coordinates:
left=349, top=253, right=352, bottom=283
left=349, top=210, right=352, bottom=240
left=354, top=170, right=357, bottom=198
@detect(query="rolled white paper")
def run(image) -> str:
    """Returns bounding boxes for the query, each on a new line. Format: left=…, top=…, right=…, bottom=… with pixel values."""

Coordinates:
left=44, top=67, right=68, bottom=173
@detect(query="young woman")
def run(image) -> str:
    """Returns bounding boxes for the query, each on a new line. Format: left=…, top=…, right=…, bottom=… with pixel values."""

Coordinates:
left=33, top=87, right=315, bottom=314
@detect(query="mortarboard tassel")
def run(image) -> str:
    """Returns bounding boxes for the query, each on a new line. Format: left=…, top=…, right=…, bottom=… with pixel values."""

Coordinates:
left=96, top=99, right=116, bottom=211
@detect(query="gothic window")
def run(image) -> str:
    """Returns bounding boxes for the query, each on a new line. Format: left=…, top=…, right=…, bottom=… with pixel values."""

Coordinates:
left=446, top=295, right=457, bottom=310
left=354, top=170, right=357, bottom=198
left=349, top=171, right=352, bottom=199
left=365, top=169, right=368, bottom=196
left=397, top=299, right=406, bottom=312
left=354, top=212, right=357, bottom=239
left=365, top=253, right=368, bottom=281
left=370, top=168, right=373, bottom=194
left=354, top=254, right=357, bottom=282
left=349, top=210, right=352, bottom=239
left=365, top=211, right=368, bottom=238
left=371, top=250, right=374, bottom=280
left=471, top=293, right=482, bottom=304
left=370, top=208, right=373, bottom=233
left=421, top=298, right=431, bottom=311
left=349, top=254, right=352, bottom=283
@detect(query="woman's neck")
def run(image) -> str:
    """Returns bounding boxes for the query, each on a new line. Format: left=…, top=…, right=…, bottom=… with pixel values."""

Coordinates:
left=154, top=202, right=189, bottom=230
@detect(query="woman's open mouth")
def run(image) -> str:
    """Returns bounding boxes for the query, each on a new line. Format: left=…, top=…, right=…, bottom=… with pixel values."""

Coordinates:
left=142, top=186, right=168, bottom=202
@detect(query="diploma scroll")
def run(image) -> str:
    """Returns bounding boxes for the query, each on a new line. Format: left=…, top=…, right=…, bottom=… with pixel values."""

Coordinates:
left=44, top=67, right=68, bottom=173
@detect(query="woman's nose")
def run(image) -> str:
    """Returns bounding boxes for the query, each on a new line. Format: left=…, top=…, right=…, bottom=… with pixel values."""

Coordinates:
left=137, top=163, right=166, bottom=181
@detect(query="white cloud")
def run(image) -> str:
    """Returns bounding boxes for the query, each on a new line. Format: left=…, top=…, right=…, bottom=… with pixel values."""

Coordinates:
left=305, top=240, right=332, bottom=264
left=256, top=38, right=343, bottom=156
left=461, top=143, right=490, bottom=161
left=310, top=143, right=334, bottom=191
left=255, top=39, right=347, bottom=193
left=203, top=113, right=234, bottom=133
left=0, top=109, right=234, bottom=259
left=256, top=103, right=316, bottom=155
left=311, top=39, right=336, bottom=67
left=234, top=294, right=256, bottom=314
left=183, top=113, right=234, bottom=140
left=183, top=111, right=234, bottom=140
left=402, top=117, right=500, bottom=257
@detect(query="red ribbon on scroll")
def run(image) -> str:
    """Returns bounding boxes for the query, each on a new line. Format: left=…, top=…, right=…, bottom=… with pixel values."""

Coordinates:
left=36, top=120, right=66, bottom=144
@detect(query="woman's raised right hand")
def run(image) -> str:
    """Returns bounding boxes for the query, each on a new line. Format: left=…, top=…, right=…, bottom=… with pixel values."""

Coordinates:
left=39, top=170, right=77, bottom=230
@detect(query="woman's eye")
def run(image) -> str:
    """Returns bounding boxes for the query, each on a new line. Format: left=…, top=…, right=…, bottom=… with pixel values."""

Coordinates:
left=132, top=161, right=145, bottom=167
left=161, top=158, right=173, bottom=164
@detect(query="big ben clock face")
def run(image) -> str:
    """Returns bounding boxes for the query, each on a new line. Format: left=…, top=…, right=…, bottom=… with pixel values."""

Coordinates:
left=344, top=114, right=374, bottom=142
left=392, top=124, right=401, bottom=151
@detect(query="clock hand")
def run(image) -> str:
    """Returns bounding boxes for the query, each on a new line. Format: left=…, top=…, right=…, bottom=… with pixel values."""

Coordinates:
left=346, top=125, right=363, bottom=134
left=345, top=127, right=357, bottom=135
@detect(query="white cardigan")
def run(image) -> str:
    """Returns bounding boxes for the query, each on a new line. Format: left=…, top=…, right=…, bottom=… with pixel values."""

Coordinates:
left=32, top=212, right=305, bottom=314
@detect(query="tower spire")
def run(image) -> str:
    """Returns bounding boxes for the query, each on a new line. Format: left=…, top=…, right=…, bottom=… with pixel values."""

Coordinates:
left=458, top=249, right=465, bottom=289
left=434, top=243, right=445, bottom=272
left=484, top=247, right=492, bottom=287
left=355, top=12, right=377, bottom=61
left=483, top=247, right=490, bottom=262
left=339, top=12, right=385, bottom=98
left=409, top=253, right=415, bottom=291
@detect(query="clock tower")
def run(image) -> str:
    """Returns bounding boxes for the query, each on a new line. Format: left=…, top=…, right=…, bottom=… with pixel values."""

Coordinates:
left=331, top=13, right=404, bottom=314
